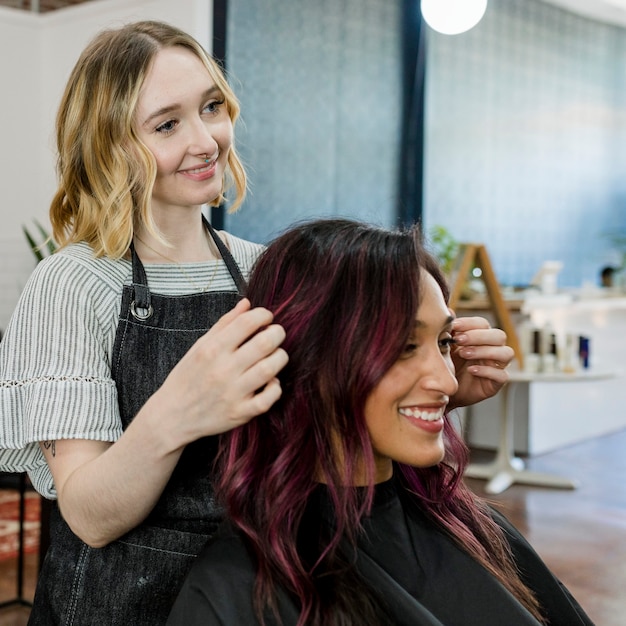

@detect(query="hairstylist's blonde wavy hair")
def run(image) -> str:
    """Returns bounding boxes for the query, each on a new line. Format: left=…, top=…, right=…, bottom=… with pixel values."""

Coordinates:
left=50, top=20, right=247, bottom=259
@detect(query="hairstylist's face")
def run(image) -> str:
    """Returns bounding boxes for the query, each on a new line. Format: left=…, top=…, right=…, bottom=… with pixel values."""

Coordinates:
left=135, top=46, right=233, bottom=218
left=363, top=271, right=459, bottom=483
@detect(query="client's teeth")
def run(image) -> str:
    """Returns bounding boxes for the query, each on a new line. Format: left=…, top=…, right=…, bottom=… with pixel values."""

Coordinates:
left=399, top=407, right=444, bottom=422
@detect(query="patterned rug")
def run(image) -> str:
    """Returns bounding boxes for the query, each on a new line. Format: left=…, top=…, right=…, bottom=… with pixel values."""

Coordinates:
left=0, top=490, right=40, bottom=562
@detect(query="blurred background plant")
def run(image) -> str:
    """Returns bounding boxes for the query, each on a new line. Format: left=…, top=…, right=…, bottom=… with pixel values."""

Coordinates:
left=428, top=224, right=459, bottom=275
left=600, top=226, right=626, bottom=289
left=23, top=219, right=57, bottom=263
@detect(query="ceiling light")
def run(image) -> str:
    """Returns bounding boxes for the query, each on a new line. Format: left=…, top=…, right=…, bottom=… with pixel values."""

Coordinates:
left=421, top=0, right=488, bottom=35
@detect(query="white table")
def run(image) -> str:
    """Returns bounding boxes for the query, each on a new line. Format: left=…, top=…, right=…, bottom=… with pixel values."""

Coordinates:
left=465, top=369, right=615, bottom=494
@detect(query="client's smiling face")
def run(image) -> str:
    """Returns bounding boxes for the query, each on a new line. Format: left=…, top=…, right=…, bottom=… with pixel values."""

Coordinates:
left=363, top=270, right=459, bottom=483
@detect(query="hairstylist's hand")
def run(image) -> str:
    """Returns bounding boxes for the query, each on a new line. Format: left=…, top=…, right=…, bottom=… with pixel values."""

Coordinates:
left=152, top=298, right=288, bottom=445
left=42, top=300, right=287, bottom=548
left=447, top=316, right=514, bottom=411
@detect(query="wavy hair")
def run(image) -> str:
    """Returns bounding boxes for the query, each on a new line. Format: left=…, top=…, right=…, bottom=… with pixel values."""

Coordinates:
left=216, top=218, right=544, bottom=625
left=50, top=20, right=247, bottom=259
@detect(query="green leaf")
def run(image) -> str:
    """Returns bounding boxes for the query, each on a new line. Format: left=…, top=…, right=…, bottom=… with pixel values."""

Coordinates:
left=22, top=220, right=57, bottom=263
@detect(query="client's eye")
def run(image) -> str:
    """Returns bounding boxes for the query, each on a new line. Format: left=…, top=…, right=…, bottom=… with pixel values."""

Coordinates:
left=439, top=336, right=456, bottom=354
left=401, top=341, right=419, bottom=358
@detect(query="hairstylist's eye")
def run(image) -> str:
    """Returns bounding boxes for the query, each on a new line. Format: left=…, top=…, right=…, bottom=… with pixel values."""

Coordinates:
left=203, top=99, right=225, bottom=115
left=155, top=119, right=178, bottom=135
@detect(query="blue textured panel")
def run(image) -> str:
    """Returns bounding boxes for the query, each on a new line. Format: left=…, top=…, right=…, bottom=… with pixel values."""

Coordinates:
left=424, top=0, right=626, bottom=287
left=225, top=0, right=626, bottom=287
left=225, top=0, right=402, bottom=243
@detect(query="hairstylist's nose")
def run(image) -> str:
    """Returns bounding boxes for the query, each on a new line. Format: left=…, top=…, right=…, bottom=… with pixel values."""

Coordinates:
left=190, top=121, right=219, bottom=156
left=193, top=139, right=218, bottom=161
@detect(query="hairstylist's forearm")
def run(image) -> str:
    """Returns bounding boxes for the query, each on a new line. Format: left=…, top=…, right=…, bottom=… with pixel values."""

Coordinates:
left=41, top=402, right=187, bottom=548
left=48, top=382, right=282, bottom=547
left=42, top=303, right=287, bottom=547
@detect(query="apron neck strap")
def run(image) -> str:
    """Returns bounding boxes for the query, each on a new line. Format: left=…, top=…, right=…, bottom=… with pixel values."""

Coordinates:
left=202, top=215, right=248, bottom=296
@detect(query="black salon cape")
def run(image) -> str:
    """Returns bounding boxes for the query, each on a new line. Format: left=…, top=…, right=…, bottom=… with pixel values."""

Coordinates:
left=166, top=481, right=593, bottom=626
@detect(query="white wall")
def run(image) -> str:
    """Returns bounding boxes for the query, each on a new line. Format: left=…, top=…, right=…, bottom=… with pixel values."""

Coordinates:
left=0, top=0, right=212, bottom=330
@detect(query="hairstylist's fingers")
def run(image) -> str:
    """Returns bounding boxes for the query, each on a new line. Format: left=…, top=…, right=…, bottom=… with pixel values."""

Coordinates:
left=202, top=321, right=286, bottom=389
left=239, top=376, right=284, bottom=420
left=451, top=315, right=490, bottom=332
left=454, top=336, right=515, bottom=366
left=489, top=344, right=515, bottom=366
left=234, top=322, right=286, bottom=364
left=466, top=361, right=510, bottom=384
left=235, top=345, right=289, bottom=398
left=454, top=342, right=514, bottom=366
left=194, top=306, right=278, bottom=365
left=212, top=302, right=275, bottom=342
left=204, top=352, right=288, bottom=433
left=453, top=326, right=508, bottom=349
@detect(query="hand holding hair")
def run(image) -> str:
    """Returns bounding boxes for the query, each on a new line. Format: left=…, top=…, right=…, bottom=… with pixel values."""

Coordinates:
left=153, top=298, right=288, bottom=444
left=448, top=315, right=514, bottom=410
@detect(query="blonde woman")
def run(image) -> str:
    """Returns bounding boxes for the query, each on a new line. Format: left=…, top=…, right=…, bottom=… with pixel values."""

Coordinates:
left=1, top=21, right=286, bottom=624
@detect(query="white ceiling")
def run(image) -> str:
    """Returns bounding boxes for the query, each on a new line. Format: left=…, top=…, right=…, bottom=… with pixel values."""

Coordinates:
left=2, top=0, right=626, bottom=27
left=0, top=0, right=97, bottom=12
left=539, top=0, right=626, bottom=27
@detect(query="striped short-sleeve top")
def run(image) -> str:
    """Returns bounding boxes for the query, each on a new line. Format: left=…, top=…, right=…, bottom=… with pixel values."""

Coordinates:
left=0, top=233, right=264, bottom=498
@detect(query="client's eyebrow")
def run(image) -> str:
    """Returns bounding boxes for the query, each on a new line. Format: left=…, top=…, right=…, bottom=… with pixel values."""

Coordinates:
left=414, top=314, right=455, bottom=330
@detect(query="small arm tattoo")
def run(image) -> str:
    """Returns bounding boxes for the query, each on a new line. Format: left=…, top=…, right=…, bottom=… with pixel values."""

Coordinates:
left=43, top=440, right=56, bottom=457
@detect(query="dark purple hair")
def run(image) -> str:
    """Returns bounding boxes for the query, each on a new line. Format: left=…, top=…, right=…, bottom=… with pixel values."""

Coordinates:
left=216, top=219, right=543, bottom=625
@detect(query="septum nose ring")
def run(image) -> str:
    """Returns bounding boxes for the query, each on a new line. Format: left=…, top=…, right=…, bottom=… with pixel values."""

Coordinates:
left=203, top=153, right=210, bottom=163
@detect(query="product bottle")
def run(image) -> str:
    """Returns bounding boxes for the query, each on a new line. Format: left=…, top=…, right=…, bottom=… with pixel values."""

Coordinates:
left=579, top=336, right=590, bottom=369
left=524, top=328, right=542, bottom=374
left=542, top=333, right=558, bottom=374
left=562, top=334, right=578, bottom=374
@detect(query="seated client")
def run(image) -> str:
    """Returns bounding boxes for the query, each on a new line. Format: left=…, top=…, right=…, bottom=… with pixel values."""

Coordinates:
left=167, top=218, right=593, bottom=626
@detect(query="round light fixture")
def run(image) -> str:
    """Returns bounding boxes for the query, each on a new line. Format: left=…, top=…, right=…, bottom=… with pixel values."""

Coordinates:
left=421, top=0, right=488, bottom=35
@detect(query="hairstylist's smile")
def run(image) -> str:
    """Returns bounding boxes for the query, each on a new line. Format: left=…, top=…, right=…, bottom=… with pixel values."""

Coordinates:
left=179, top=157, right=218, bottom=181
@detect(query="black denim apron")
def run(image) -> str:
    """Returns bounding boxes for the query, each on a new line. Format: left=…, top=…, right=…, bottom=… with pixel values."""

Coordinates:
left=29, top=219, right=247, bottom=625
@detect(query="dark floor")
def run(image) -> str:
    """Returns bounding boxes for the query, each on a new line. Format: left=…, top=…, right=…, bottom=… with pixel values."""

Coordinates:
left=1, top=428, right=625, bottom=625
left=465, top=428, right=626, bottom=626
